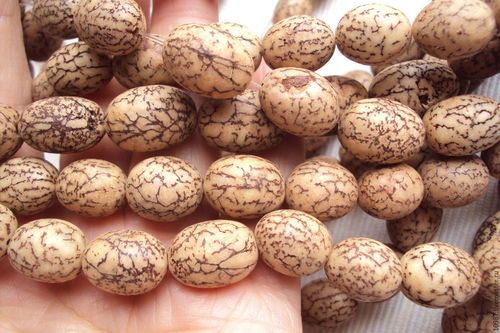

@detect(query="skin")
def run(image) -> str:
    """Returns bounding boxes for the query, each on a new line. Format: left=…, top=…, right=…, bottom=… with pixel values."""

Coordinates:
left=0, top=1, right=303, bottom=332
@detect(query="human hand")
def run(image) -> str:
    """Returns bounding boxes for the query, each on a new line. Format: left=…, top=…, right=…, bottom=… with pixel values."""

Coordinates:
left=0, top=0, right=304, bottom=331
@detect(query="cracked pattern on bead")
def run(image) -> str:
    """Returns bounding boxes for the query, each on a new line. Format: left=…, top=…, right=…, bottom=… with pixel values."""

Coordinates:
left=32, top=0, right=78, bottom=38
left=473, top=238, right=499, bottom=302
left=473, top=211, right=500, bottom=251
left=32, top=70, right=58, bottom=102
left=0, top=105, right=22, bottom=162
left=324, top=75, right=368, bottom=115
left=0, top=204, right=17, bottom=259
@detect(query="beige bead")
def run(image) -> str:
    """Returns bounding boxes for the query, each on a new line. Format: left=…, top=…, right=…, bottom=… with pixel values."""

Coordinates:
left=473, top=238, right=499, bottom=302
left=31, top=69, right=58, bottom=102
left=419, top=155, right=490, bottom=208
left=204, top=155, right=285, bottom=219
left=255, top=209, right=332, bottom=277
left=8, top=219, right=85, bottom=283
left=0, top=105, right=22, bottom=162
left=473, top=211, right=500, bottom=251
left=387, top=204, right=443, bottom=252
left=304, top=137, right=330, bottom=157
left=168, top=220, right=258, bottom=288
left=371, top=38, right=425, bottom=75
left=441, top=295, right=496, bottom=333
left=324, top=75, right=368, bottom=115
left=336, top=4, right=412, bottom=65
left=32, top=0, right=79, bottom=39
left=259, top=67, right=340, bottom=137
left=56, top=159, right=126, bottom=217
left=126, top=156, right=203, bottom=222
left=273, top=0, right=313, bottom=23
left=82, top=230, right=167, bottom=295
left=106, top=86, right=196, bottom=152
left=198, top=89, right=284, bottom=153
left=400, top=242, right=481, bottom=308
left=338, top=98, right=425, bottom=164
left=344, top=70, right=372, bottom=91
left=325, top=237, right=402, bottom=302
left=286, top=159, right=358, bottom=221
left=0, top=157, right=58, bottom=215
left=412, top=0, right=496, bottom=60
left=301, top=278, right=358, bottom=329
left=0, top=204, right=17, bottom=259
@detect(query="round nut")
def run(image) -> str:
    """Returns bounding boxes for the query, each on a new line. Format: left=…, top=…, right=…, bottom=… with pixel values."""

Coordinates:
left=262, top=15, right=335, bottom=71
left=168, top=220, right=258, bottom=288
left=32, top=0, right=78, bottom=38
left=0, top=157, right=58, bottom=215
left=273, top=0, right=313, bottom=23
left=126, top=156, right=203, bottom=222
left=338, top=98, right=425, bottom=164
left=45, top=42, right=113, bottom=96
left=286, top=159, right=358, bottom=221
left=255, top=209, right=332, bottom=277
left=358, top=164, right=424, bottom=220
left=74, top=0, right=147, bottom=56
left=419, top=155, right=490, bottom=208
left=424, top=95, right=500, bottom=156
left=371, top=38, right=425, bottom=75
left=386, top=204, right=443, bottom=252
left=204, top=155, right=285, bottom=219
left=259, top=67, right=340, bottom=137
left=198, top=89, right=284, bottom=153
left=82, top=229, right=167, bottom=295
left=442, top=295, right=496, bottom=333
left=31, top=69, right=58, bottom=102
left=412, top=0, right=496, bottom=60
left=106, top=85, right=196, bottom=152
left=56, top=159, right=126, bottom=217
left=324, top=75, right=368, bottom=115
left=212, top=22, right=263, bottom=70
left=19, top=96, right=106, bottom=153
left=473, top=238, right=499, bottom=302
left=325, top=237, right=402, bottom=302
left=449, top=32, right=500, bottom=80
left=401, top=242, right=481, bottom=308
left=0, top=105, right=22, bottom=162
left=335, top=4, right=412, bottom=65
left=482, top=141, right=500, bottom=179
left=7, top=219, right=85, bottom=283
left=369, top=60, right=460, bottom=116
left=473, top=211, right=500, bottom=251
left=22, top=11, right=62, bottom=62
left=0, top=204, right=17, bottom=259
left=344, top=70, right=372, bottom=91
left=163, top=23, right=254, bottom=99
left=112, top=35, right=174, bottom=89
left=301, top=278, right=358, bottom=329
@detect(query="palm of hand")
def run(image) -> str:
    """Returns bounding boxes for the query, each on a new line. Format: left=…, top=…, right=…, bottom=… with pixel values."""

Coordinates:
left=0, top=0, right=303, bottom=332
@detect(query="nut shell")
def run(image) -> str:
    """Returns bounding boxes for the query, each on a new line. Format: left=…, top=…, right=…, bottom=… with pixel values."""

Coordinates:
left=22, top=11, right=62, bottom=62
left=0, top=157, right=58, bottom=215
left=163, top=24, right=254, bottom=99
left=473, top=238, right=499, bottom=302
left=401, top=242, right=481, bottom=308
left=106, top=85, right=196, bottom=152
left=198, top=89, right=283, bottom=153
left=204, top=155, right=285, bottom=219
left=7, top=219, right=85, bottom=283
left=45, top=42, right=113, bottom=96
left=82, top=229, right=167, bottom=295
left=0, top=105, right=22, bottom=162
left=19, top=96, right=106, bottom=153
left=31, top=70, right=58, bottom=102
left=424, top=95, right=500, bottom=156
left=286, top=159, right=358, bottom=221
left=32, top=0, right=78, bottom=38
left=259, top=67, right=340, bottom=137
left=418, top=155, right=490, bottom=208
left=56, top=159, right=126, bottom=217
left=324, top=75, right=368, bottom=115
left=412, top=0, right=496, bottom=60
left=168, top=220, right=258, bottom=288
left=0, top=204, right=17, bottom=259
left=442, top=295, right=496, bottom=333
left=345, top=70, right=372, bottom=91
left=255, top=209, right=332, bottom=277
left=273, top=0, right=313, bottom=23
left=371, top=38, right=425, bottom=75
left=482, top=142, right=500, bottom=179
left=338, top=98, right=425, bottom=164
left=335, top=4, right=412, bottom=65
left=473, top=211, right=500, bottom=251
left=387, top=204, right=443, bottom=252
left=325, top=237, right=402, bottom=302
left=262, top=15, right=335, bottom=71
left=301, top=278, right=358, bottom=329
left=74, top=0, right=147, bottom=56
left=126, top=156, right=203, bottom=222
left=369, top=60, right=460, bottom=116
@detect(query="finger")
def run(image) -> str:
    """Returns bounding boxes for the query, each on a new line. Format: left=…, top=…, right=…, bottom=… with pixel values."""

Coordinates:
left=152, top=0, right=219, bottom=34
left=0, top=0, right=31, bottom=109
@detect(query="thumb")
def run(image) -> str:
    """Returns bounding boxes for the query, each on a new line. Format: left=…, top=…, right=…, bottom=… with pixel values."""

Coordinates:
left=0, top=0, right=31, bottom=109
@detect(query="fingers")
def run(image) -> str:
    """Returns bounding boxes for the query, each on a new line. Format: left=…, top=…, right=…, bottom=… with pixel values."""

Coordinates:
left=0, top=0, right=31, bottom=109
left=152, top=0, right=219, bottom=34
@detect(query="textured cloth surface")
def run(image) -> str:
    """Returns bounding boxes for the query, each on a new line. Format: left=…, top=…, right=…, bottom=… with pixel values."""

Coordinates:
left=220, top=1, right=500, bottom=332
